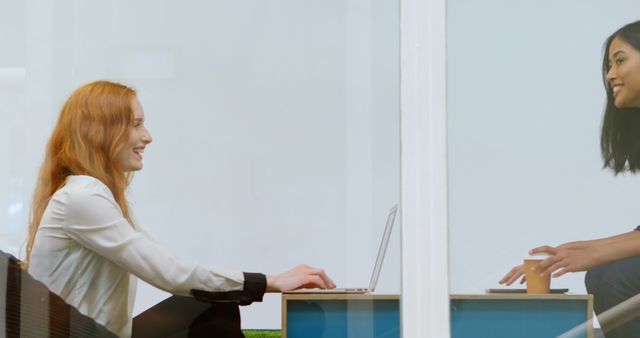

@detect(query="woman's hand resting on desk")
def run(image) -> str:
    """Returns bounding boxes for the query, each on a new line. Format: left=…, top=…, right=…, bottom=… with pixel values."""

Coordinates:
left=499, top=240, right=605, bottom=286
left=266, top=264, right=336, bottom=292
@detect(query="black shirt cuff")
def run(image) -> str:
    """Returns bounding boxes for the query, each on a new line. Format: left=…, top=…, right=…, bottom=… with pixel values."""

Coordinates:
left=242, top=272, right=267, bottom=303
left=190, top=272, right=267, bottom=306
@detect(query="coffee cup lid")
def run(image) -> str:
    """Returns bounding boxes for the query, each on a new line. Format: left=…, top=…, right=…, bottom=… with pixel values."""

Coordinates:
left=525, top=253, right=550, bottom=260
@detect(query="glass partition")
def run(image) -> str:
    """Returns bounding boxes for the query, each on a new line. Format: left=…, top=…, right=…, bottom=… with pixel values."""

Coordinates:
left=448, top=1, right=640, bottom=337
left=0, top=0, right=400, bottom=335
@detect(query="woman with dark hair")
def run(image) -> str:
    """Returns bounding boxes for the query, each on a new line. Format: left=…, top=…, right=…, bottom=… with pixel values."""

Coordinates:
left=25, top=80, right=336, bottom=337
left=500, top=20, right=640, bottom=338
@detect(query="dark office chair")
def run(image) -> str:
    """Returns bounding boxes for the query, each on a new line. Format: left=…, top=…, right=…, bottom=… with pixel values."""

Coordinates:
left=3, top=249, right=247, bottom=338
left=1, top=250, right=117, bottom=338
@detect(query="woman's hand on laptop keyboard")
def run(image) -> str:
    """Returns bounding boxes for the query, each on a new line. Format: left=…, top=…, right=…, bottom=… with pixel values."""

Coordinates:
left=266, top=264, right=336, bottom=292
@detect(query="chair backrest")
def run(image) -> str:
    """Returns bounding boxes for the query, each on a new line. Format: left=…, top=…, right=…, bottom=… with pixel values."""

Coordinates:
left=1, top=250, right=117, bottom=338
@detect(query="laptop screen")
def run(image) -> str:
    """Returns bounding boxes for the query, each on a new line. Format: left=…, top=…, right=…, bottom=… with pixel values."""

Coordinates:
left=368, top=204, right=398, bottom=292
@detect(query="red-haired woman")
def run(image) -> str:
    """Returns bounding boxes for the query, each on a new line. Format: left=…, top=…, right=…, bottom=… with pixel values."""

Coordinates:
left=25, top=81, right=335, bottom=337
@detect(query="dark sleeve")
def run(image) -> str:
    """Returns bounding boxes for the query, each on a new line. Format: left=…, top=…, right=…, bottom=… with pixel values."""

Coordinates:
left=190, top=272, right=267, bottom=306
left=635, top=226, right=640, bottom=231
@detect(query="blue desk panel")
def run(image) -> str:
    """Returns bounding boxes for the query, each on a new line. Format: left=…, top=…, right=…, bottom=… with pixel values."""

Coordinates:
left=284, top=294, right=592, bottom=338
left=286, top=299, right=400, bottom=338
left=451, top=297, right=592, bottom=338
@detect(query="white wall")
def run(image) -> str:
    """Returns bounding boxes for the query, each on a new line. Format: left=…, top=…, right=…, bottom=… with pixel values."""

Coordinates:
left=448, top=0, right=640, bottom=297
left=0, top=0, right=400, bottom=330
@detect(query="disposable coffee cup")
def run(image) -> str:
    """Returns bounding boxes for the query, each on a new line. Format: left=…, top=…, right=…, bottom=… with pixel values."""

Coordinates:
left=523, top=254, right=551, bottom=294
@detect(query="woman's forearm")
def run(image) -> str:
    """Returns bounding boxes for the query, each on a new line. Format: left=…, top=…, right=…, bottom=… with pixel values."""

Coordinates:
left=530, top=231, right=640, bottom=276
left=593, top=231, right=640, bottom=265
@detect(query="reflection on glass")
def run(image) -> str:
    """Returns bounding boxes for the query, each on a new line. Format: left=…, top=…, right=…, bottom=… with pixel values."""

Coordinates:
left=2, top=0, right=400, bottom=335
left=449, top=1, right=640, bottom=337
left=0, top=64, right=27, bottom=256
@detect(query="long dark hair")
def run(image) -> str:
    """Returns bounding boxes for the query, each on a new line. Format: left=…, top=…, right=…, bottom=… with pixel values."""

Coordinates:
left=601, top=20, right=640, bottom=174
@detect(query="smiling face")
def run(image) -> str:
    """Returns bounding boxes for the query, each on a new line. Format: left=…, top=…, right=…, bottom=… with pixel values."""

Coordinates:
left=116, top=97, right=152, bottom=172
left=607, top=36, right=640, bottom=108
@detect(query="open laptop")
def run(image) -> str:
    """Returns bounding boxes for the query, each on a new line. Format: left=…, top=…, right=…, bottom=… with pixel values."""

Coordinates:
left=285, top=204, right=398, bottom=294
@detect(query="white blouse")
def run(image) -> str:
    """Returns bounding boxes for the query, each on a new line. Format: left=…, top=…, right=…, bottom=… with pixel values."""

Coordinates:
left=28, top=175, right=245, bottom=337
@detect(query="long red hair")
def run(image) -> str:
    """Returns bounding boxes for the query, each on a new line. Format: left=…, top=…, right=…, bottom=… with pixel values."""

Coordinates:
left=24, top=80, right=137, bottom=267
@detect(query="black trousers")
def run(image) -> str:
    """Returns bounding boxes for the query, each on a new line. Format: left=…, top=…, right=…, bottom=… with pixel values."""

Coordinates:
left=132, top=295, right=244, bottom=338
left=585, top=256, right=640, bottom=338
